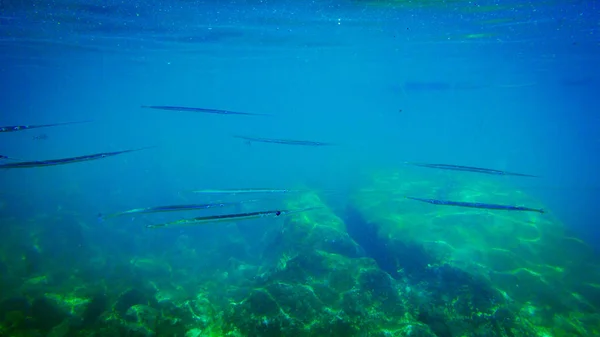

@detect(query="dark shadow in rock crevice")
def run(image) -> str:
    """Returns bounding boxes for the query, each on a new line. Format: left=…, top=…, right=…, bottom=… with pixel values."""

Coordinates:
left=341, top=205, right=401, bottom=279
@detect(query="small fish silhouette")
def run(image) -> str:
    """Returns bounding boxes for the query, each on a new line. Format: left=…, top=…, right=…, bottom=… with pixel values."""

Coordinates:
left=33, top=134, right=48, bottom=141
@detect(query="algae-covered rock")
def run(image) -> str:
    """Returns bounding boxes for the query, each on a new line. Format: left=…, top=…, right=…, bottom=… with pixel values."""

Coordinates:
left=47, top=319, right=71, bottom=337
left=185, top=328, right=203, bottom=337
left=115, top=288, right=156, bottom=317
left=221, top=191, right=418, bottom=336
left=283, top=192, right=362, bottom=258
left=30, top=296, right=70, bottom=333
left=125, top=304, right=158, bottom=325
left=350, top=169, right=600, bottom=335
left=44, top=292, right=90, bottom=317
left=81, top=293, right=108, bottom=327
left=5, top=177, right=598, bottom=337
left=185, top=293, right=223, bottom=334
left=0, top=294, right=84, bottom=335
left=0, top=296, right=30, bottom=326
left=122, top=304, right=159, bottom=336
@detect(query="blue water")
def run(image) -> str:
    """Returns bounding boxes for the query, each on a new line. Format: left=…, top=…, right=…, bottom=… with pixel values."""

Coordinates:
left=2, top=0, right=598, bottom=240
left=0, top=0, right=599, bottom=334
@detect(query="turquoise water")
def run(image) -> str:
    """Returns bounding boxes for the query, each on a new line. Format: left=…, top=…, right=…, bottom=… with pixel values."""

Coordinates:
left=1, top=0, right=599, bottom=336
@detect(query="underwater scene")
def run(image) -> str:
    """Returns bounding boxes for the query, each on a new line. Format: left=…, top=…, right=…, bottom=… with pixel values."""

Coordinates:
left=0, top=0, right=599, bottom=336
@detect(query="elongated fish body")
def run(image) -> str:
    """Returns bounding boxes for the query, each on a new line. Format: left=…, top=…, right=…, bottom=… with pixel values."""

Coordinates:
left=0, top=120, right=92, bottom=133
left=141, top=105, right=268, bottom=116
left=191, top=188, right=305, bottom=195
left=406, top=196, right=544, bottom=213
left=102, top=200, right=258, bottom=219
left=405, top=162, right=538, bottom=177
left=0, top=146, right=155, bottom=169
left=234, top=135, right=334, bottom=147
left=147, top=207, right=322, bottom=228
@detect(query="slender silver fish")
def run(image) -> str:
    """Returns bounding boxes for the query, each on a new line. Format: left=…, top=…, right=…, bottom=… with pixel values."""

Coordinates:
left=405, top=162, right=538, bottom=177
left=406, top=196, right=544, bottom=213
left=0, top=120, right=92, bottom=133
left=141, top=105, right=269, bottom=116
left=0, top=146, right=155, bottom=169
left=234, top=135, right=335, bottom=147
left=147, top=207, right=322, bottom=228
left=99, top=200, right=259, bottom=220
left=191, top=188, right=307, bottom=195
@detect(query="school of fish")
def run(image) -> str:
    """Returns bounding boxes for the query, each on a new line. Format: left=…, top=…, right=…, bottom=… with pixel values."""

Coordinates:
left=1, top=104, right=544, bottom=225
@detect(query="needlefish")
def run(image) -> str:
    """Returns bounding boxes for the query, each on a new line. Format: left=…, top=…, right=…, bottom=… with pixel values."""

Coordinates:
left=405, top=162, right=538, bottom=177
left=191, top=188, right=308, bottom=195
left=406, top=196, right=544, bottom=214
left=0, top=147, right=155, bottom=169
left=99, top=200, right=259, bottom=220
left=234, top=135, right=335, bottom=147
left=147, top=207, right=323, bottom=228
left=0, top=120, right=92, bottom=133
left=141, top=105, right=269, bottom=116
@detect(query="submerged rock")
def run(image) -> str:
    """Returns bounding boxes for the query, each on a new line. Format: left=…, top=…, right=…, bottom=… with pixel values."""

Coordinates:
left=349, top=169, right=600, bottom=336
left=220, top=192, right=415, bottom=336
left=115, top=288, right=154, bottom=317
left=30, top=296, right=69, bottom=333
left=123, top=304, right=159, bottom=337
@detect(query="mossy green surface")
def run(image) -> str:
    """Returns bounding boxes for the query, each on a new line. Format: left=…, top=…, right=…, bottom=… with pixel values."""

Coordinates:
left=1, top=173, right=599, bottom=336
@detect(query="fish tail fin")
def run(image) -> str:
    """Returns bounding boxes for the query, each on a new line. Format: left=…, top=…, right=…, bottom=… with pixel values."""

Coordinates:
left=97, top=213, right=105, bottom=223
